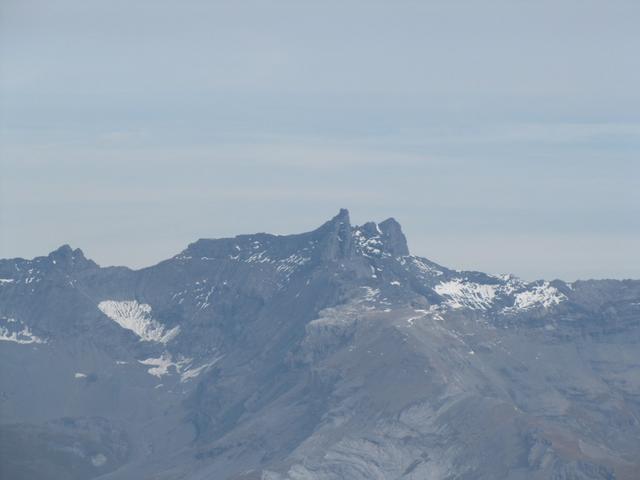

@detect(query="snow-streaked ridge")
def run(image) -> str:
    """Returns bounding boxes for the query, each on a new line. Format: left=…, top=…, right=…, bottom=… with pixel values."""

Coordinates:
left=98, top=300, right=180, bottom=343
left=434, top=277, right=567, bottom=312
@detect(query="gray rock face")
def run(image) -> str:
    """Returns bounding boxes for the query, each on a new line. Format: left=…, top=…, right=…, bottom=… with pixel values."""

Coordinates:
left=1, top=210, right=638, bottom=480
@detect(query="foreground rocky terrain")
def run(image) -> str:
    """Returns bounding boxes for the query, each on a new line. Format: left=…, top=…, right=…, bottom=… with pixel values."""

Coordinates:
left=1, top=210, right=639, bottom=479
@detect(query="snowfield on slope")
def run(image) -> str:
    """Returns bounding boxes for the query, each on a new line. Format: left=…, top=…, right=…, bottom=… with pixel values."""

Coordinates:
left=0, top=325, right=46, bottom=344
left=434, top=278, right=567, bottom=312
left=435, top=280, right=496, bottom=310
left=508, top=283, right=567, bottom=311
left=98, top=300, right=180, bottom=343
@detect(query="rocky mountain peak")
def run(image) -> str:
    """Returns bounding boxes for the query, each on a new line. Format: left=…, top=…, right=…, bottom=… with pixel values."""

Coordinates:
left=314, top=209, right=410, bottom=260
left=378, top=217, right=409, bottom=256
left=48, top=244, right=97, bottom=270
left=314, top=208, right=353, bottom=261
left=178, top=209, right=410, bottom=266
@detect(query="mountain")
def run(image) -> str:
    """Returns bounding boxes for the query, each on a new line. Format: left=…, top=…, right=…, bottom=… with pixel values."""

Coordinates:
left=1, top=209, right=639, bottom=480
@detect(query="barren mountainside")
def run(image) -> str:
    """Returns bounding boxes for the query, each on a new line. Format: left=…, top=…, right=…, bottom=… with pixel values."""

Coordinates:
left=1, top=209, right=639, bottom=479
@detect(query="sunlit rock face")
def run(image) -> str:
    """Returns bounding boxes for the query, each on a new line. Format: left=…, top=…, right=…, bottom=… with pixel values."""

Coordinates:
left=1, top=210, right=639, bottom=480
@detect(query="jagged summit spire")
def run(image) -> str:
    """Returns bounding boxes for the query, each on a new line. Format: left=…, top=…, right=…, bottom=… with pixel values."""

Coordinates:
left=316, top=208, right=353, bottom=260
left=352, top=216, right=410, bottom=258
left=313, top=209, right=351, bottom=232
left=378, top=217, right=409, bottom=256
left=181, top=209, right=409, bottom=264
left=47, top=244, right=97, bottom=269
left=331, top=208, right=350, bottom=225
left=316, top=209, right=409, bottom=259
left=49, top=244, right=85, bottom=259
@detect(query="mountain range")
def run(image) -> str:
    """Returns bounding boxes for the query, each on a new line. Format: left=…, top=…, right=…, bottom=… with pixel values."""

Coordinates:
left=1, top=209, right=639, bottom=479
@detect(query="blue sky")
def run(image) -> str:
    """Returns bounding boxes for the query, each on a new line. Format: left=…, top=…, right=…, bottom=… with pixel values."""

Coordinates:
left=1, top=1, right=639, bottom=280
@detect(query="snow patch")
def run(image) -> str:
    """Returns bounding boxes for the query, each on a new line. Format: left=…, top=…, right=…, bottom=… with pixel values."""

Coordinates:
left=138, top=353, right=187, bottom=378
left=0, top=325, right=45, bottom=344
left=353, top=228, right=387, bottom=258
left=275, top=254, right=311, bottom=278
left=361, top=286, right=380, bottom=302
left=228, top=248, right=310, bottom=280
left=508, top=283, right=566, bottom=311
left=435, top=280, right=496, bottom=310
left=98, top=300, right=179, bottom=343
left=180, top=356, right=223, bottom=382
left=408, top=256, right=444, bottom=277
left=493, top=274, right=526, bottom=295
left=91, top=454, right=107, bottom=467
left=406, top=306, right=443, bottom=325
left=138, top=353, right=223, bottom=381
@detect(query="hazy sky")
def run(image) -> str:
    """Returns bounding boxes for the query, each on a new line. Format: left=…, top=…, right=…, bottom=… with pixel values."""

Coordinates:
left=1, top=1, right=639, bottom=281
